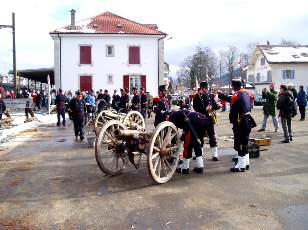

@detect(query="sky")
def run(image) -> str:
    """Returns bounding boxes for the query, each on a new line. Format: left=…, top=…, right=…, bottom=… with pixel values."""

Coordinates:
left=1, top=0, right=308, bottom=77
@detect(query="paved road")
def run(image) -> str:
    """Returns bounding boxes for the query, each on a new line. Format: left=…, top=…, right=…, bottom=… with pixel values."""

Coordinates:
left=0, top=109, right=307, bottom=229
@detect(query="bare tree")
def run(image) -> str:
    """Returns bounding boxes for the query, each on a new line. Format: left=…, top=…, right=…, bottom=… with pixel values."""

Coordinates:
left=280, top=39, right=300, bottom=46
left=219, top=46, right=240, bottom=85
left=176, top=46, right=218, bottom=89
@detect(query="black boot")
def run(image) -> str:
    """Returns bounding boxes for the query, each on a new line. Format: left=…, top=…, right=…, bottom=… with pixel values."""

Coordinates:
left=193, top=167, right=204, bottom=174
left=176, top=168, right=189, bottom=174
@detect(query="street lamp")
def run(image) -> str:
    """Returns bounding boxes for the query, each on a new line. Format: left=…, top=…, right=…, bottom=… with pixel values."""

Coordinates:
left=0, top=12, right=17, bottom=94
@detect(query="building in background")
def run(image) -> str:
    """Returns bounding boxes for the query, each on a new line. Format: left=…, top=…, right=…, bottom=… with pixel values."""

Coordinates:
left=50, top=10, right=166, bottom=96
left=248, top=43, right=308, bottom=94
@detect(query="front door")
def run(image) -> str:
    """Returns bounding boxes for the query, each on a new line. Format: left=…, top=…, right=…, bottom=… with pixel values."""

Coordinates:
left=80, top=76, right=92, bottom=92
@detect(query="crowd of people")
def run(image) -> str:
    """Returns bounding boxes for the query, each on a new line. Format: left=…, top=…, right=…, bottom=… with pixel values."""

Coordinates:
left=52, top=88, right=153, bottom=141
left=258, top=83, right=306, bottom=143
left=0, top=80, right=307, bottom=174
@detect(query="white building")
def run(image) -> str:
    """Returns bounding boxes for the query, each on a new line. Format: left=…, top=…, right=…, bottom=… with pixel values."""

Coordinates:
left=247, top=44, right=308, bottom=94
left=50, top=10, right=166, bottom=96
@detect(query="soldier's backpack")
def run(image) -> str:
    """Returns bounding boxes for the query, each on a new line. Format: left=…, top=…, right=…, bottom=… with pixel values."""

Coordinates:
left=286, top=96, right=297, bottom=118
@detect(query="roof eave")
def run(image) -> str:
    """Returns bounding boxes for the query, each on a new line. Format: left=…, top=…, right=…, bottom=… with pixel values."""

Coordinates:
left=50, top=31, right=167, bottom=37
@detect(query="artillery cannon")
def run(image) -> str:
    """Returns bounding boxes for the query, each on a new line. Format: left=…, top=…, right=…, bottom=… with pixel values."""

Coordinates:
left=95, top=120, right=180, bottom=184
left=91, top=110, right=145, bottom=135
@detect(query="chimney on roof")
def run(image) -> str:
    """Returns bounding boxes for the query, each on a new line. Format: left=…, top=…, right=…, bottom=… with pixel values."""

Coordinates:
left=70, top=9, right=76, bottom=30
left=267, top=40, right=271, bottom=48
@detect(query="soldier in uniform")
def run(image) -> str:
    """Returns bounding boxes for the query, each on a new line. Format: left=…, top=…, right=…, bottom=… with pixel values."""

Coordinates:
left=193, top=81, right=220, bottom=161
left=218, top=79, right=256, bottom=172
left=140, top=88, right=147, bottom=118
left=119, top=88, right=130, bottom=113
left=131, top=87, right=140, bottom=111
left=111, top=90, right=120, bottom=111
left=69, top=91, right=86, bottom=141
left=153, top=85, right=170, bottom=127
left=169, top=109, right=210, bottom=174
left=102, top=89, right=111, bottom=108
left=55, top=89, right=67, bottom=127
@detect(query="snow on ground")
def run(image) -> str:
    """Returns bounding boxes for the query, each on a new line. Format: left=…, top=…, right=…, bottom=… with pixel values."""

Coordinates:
left=0, top=113, right=58, bottom=144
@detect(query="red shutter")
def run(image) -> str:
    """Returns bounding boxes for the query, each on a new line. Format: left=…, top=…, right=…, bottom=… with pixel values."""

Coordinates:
left=140, top=75, right=146, bottom=92
left=123, top=75, right=129, bottom=89
left=80, top=76, right=92, bottom=92
left=80, top=46, right=91, bottom=64
left=129, top=47, right=140, bottom=64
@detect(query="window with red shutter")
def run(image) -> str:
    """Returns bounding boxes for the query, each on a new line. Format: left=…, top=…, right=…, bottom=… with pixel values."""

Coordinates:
left=129, top=46, right=140, bottom=64
left=80, top=76, right=92, bottom=91
left=80, top=46, right=92, bottom=64
left=123, top=75, right=129, bottom=89
left=140, top=75, right=146, bottom=92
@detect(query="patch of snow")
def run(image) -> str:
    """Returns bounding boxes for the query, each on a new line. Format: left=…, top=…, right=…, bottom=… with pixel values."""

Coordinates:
left=260, top=46, right=308, bottom=63
left=0, top=113, right=57, bottom=144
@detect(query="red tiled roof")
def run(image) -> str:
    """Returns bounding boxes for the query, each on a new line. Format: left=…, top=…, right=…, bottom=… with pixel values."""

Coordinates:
left=52, top=11, right=166, bottom=35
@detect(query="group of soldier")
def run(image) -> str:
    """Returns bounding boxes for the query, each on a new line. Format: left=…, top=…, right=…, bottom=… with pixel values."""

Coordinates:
left=54, top=79, right=255, bottom=174
left=154, top=79, right=255, bottom=174
left=54, top=87, right=151, bottom=141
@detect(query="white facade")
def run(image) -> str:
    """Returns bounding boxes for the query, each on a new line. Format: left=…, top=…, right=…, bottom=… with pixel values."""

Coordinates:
left=51, top=34, right=165, bottom=96
left=248, top=47, right=308, bottom=94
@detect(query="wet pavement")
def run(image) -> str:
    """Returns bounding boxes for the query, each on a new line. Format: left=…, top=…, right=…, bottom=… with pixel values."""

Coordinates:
left=0, top=109, right=307, bottom=229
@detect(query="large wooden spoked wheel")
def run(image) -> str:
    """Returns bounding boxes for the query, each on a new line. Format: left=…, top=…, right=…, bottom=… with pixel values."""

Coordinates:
left=94, top=110, right=109, bottom=135
left=95, top=120, right=128, bottom=175
left=147, top=121, right=180, bottom=184
left=123, top=111, right=145, bottom=131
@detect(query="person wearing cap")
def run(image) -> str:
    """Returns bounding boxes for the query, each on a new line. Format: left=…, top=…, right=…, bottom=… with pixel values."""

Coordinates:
left=169, top=109, right=211, bottom=174
left=131, top=87, right=140, bottom=111
left=102, top=90, right=111, bottom=108
left=140, top=88, right=147, bottom=118
left=69, top=91, right=86, bottom=141
left=111, top=89, right=120, bottom=111
left=153, top=85, right=170, bottom=127
left=84, top=90, right=96, bottom=121
left=97, top=89, right=104, bottom=100
left=119, top=88, right=129, bottom=113
left=55, top=89, right=68, bottom=127
left=218, top=79, right=256, bottom=172
left=258, top=83, right=279, bottom=132
left=193, top=81, right=221, bottom=161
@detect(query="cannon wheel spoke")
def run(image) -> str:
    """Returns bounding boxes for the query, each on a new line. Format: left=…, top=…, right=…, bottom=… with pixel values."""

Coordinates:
left=123, top=111, right=145, bottom=131
left=147, top=121, right=180, bottom=184
left=95, top=120, right=127, bottom=176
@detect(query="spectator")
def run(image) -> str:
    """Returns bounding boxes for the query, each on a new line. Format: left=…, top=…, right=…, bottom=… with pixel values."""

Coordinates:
left=0, top=94, right=6, bottom=127
left=258, top=83, right=279, bottom=132
left=0, top=84, right=6, bottom=98
left=297, top=86, right=307, bottom=121
left=277, top=85, right=294, bottom=143
left=288, top=83, right=297, bottom=101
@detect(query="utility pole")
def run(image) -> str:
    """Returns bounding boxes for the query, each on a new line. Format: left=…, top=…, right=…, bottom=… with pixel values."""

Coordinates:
left=12, top=13, right=17, bottom=94
left=0, top=12, right=17, bottom=94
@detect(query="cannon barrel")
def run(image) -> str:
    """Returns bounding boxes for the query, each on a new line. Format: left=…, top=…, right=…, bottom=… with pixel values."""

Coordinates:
left=102, top=110, right=124, bottom=119
left=114, top=129, right=142, bottom=138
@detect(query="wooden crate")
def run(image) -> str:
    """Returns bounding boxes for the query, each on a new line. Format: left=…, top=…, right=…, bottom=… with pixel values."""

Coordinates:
left=250, top=138, right=271, bottom=146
